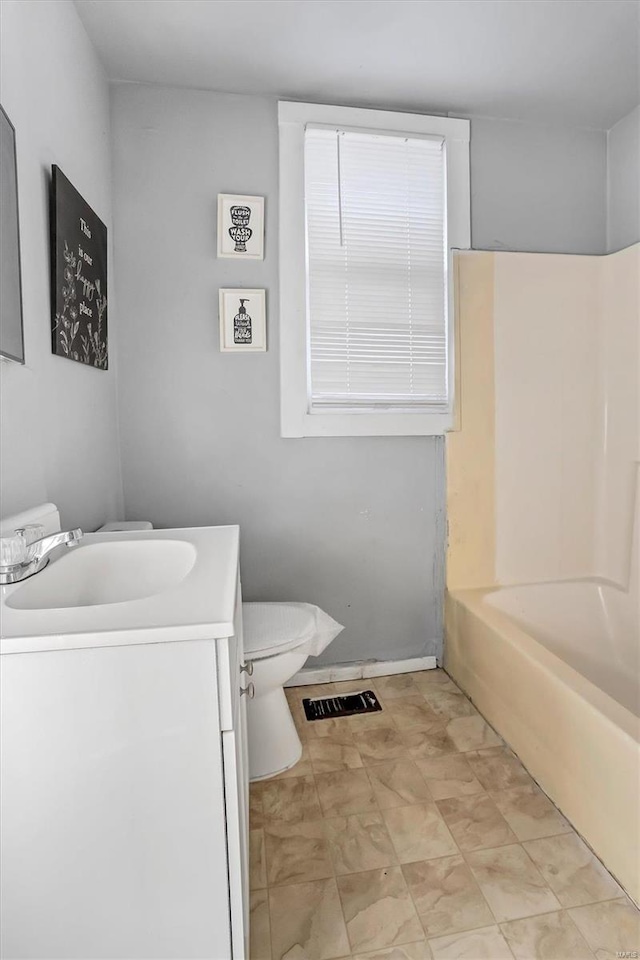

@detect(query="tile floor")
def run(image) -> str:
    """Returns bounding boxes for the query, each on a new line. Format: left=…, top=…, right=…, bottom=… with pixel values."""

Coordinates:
left=249, top=669, right=640, bottom=960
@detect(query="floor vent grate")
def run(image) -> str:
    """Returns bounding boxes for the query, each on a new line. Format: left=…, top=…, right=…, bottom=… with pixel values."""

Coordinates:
left=302, top=690, right=382, bottom=721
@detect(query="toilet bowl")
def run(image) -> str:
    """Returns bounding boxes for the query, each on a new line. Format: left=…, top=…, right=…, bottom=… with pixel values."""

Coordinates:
left=95, top=524, right=343, bottom=781
left=242, top=602, right=343, bottom=781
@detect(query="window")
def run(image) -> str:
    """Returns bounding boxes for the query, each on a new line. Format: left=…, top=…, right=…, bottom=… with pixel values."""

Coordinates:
left=279, top=102, right=470, bottom=437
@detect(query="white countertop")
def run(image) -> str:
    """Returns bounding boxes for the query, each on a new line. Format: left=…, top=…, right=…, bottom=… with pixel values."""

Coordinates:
left=0, top=526, right=240, bottom=655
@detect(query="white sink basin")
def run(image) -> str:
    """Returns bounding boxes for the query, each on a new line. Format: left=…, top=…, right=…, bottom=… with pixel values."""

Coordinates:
left=1, top=524, right=240, bottom=655
left=6, top=539, right=197, bottom=610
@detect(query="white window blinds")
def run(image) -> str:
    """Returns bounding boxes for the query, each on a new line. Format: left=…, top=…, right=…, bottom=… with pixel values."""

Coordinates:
left=304, top=126, right=448, bottom=411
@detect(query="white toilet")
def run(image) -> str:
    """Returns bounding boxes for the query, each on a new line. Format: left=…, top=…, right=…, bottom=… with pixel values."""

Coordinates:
left=242, top=602, right=343, bottom=780
left=97, top=521, right=343, bottom=782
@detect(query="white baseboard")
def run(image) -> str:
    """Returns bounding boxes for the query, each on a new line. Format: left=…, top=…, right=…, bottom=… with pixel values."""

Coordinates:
left=286, top=655, right=438, bottom=687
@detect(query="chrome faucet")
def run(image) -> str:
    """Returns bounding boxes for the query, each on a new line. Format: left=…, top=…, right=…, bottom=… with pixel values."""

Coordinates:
left=0, top=528, right=83, bottom=585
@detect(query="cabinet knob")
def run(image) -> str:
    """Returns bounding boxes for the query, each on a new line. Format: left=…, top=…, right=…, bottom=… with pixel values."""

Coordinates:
left=240, top=660, right=254, bottom=677
left=240, top=682, right=255, bottom=699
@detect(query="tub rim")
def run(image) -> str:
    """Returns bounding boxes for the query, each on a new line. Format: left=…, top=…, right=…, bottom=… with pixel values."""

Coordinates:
left=448, top=583, right=639, bottom=742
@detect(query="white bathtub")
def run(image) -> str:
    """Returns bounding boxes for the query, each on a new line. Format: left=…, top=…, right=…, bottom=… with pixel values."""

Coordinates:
left=486, top=579, right=638, bottom=716
left=445, top=577, right=640, bottom=903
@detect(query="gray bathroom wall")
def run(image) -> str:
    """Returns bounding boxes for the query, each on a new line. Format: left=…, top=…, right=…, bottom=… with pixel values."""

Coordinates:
left=111, top=84, right=610, bottom=666
left=111, top=84, right=445, bottom=666
left=0, top=0, right=123, bottom=530
left=469, top=115, right=607, bottom=254
left=607, top=105, right=640, bottom=252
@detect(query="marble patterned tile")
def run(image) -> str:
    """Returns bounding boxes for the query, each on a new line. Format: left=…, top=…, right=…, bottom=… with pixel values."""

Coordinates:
left=250, top=888, right=272, bottom=960
left=568, top=898, right=640, bottom=960
left=492, top=783, right=571, bottom=841
left=293, top=683, right=335, bottom=699
left=325, top=812, right=398, bottom=874
left=269, top=877, right=350, bottom=960
left=436, top=794, right=516, bottom=852
left=415, top=755, right=484, bottom=800
left=264, top=820, right=334, bottom=887
left=271, top=744, right=315, bottom=780
left=446, top=715, right=502, bottom=752
left=401, top=725, right=460, bottom=760
left=250, top=828, right=267, bottom=888
left=387, top=697, right=441, bottom=731
left=308, top=738, right=364, bottom=773
left=466, top=844, right=561, bottom=922
left=465, top=747, right=534, bottom=794
left=315, top=768, right=378, bottom=818
left=337, top=866, right=423, bottom=953
left=286, top=688, right=312, bottom=725
left=402, top=855, right=494, bottom=939
left=352, top=943, right=432, bottom=960
left=428, top=925, right=514, bottom=959
left=522, top=833, right=624, bottom=907
left=501, top=910, right=595, bottom=959
left=306, top=718, right=355, bottom=743
left=421, top=688, right=478, bottom=721
left=383, top=802, right=459, bottom=863
left=256, top=674, right=635, bottom=960
left=408, top=669, right=457, bottom=690
left=332, top=679, right=379, bottom=696
left=348, top=709, right=398, bottom=732
left=357, top=725, right=410, bottom=765
left=375, top=674, right=423, bottom=699
left=367, top=760, right=434, bottom=809
left=261, top=775, right=322, bottom=823
left=250, top=782, right=265, bottom=828
left=285, top=686, right=306, bottom=707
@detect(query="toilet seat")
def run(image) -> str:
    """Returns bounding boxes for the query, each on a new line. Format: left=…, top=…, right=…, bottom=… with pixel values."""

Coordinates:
left=242, top=602, right=317, bottom=659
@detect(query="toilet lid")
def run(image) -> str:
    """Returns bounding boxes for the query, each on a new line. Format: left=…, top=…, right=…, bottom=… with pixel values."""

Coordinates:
left=242, top=602, right=317, bottom=656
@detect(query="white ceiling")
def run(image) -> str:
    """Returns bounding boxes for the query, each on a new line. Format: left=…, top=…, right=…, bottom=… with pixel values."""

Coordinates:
left=75, top=0, right=639, bottom=129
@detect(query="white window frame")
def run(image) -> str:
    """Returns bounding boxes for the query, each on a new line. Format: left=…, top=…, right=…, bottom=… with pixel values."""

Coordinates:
left=278, top=101, right=470, bottom=438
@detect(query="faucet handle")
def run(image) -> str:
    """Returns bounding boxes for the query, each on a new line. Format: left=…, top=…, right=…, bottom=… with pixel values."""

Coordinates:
left=15, top=524, right=44, bottom=542
left=0, top=532, right=29, bottom=569
left=15, top=524, right=46, bottom=561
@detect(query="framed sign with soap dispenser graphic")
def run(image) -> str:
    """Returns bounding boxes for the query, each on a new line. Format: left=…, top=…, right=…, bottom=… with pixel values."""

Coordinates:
left=219, top=289, right=266, bottom=352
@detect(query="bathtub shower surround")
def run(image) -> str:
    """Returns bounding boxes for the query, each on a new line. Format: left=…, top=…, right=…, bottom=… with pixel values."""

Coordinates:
left=446, top=584, right=639, bottom=909
left=445, top=245, right=640, bottom=903
left=448, top=244, right=639, bottom=595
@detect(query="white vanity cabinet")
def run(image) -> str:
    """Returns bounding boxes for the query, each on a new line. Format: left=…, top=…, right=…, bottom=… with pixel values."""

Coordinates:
left=0, top=524, right=250, bottom=960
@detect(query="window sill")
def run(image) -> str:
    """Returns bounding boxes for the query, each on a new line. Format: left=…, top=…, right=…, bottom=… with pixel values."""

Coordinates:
left=280, top=409, right=453, bottom=438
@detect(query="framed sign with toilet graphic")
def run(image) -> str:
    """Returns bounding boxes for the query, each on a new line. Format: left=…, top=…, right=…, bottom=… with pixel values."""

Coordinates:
left=219, top=288, right=267, bottom=352
left=217, top=194, right=264, bottom=260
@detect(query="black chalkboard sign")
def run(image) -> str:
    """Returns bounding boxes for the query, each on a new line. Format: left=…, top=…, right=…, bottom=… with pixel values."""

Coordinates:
left=50, top=165, right=108, bottom=369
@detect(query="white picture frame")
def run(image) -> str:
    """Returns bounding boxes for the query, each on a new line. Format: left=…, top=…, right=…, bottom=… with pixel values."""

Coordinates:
left=217, top=194, right=264, bottom=260
left=219, top=288, right=267, bottom=352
